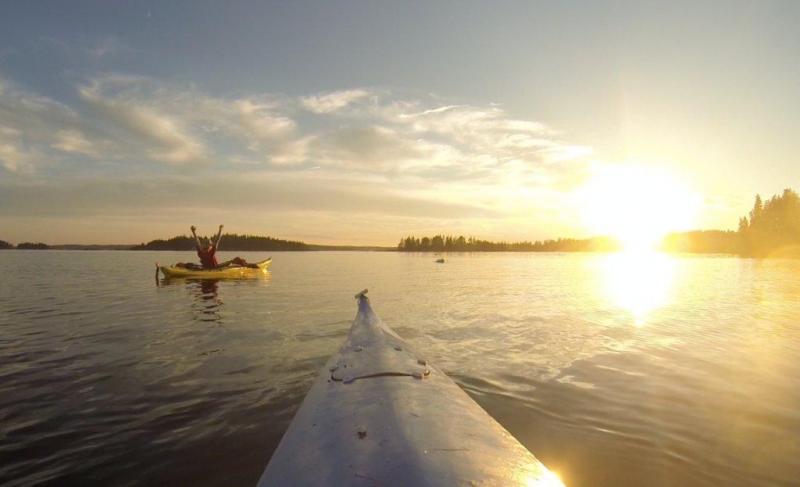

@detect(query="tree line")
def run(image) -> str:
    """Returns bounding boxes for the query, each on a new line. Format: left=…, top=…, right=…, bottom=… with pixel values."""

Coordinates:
left=131, top=233, right=310, bottom=251
left=0, top=241, right=137, bottom=250
left=0, top=241, right=49, bottom=249
left=737, top=188, right=800, bottom=257
left=397, top=235, right=619, bottom=252
left=397, top=188, right=800, bottom=257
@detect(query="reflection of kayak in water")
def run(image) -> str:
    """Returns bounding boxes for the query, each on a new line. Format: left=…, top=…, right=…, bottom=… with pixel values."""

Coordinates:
left=158, top=258, right=271, bottom=278
left=257, top=290, right=561, bottom=487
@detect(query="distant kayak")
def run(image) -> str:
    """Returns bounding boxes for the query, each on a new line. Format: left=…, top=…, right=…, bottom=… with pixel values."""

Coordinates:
left=435, top=257, right=445, bottom=263
left=257, top=290, right=563, bottom=486
left=158, top=258, right=271, bottom=278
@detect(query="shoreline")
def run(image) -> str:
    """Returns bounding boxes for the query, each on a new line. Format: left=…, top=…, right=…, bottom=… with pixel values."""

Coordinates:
left=2, top=247, right=744, bottom=256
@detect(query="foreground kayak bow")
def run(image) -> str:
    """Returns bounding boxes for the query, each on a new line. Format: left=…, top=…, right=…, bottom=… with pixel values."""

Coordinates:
left=258, top=290, right=564, bottom=486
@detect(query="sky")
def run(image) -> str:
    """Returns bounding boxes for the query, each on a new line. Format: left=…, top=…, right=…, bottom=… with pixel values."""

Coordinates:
left=1, top=0, right=798, bottom=245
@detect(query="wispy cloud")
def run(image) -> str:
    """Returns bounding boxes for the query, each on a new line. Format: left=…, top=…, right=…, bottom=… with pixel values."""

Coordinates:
left=0, top=79, right=85, bottom=172
left=52, top=129, right=99, bottom=157
left=268, top=135, right=315, bottom=165
left=78, top=77, right=210, bottom=165
left=0, top=174, right=496, bottom=220
left=0, top=134, right=32, bottom=173
left=301, top=89, right=372, bottom=114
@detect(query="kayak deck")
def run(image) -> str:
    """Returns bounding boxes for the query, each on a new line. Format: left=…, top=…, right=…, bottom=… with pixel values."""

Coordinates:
left=159, top=258, right=271, bottom=278
left=258, top=291, right=562, bottom=486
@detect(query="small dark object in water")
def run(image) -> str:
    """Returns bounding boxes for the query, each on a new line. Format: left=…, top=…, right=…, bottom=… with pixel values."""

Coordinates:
left=435, top=258, right=445, bottom=263
left=199, top=348, right=223, bottom=356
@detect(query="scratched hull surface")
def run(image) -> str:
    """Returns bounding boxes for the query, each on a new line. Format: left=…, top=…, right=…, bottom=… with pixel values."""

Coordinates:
left=258, top=293, right=556, bottom=486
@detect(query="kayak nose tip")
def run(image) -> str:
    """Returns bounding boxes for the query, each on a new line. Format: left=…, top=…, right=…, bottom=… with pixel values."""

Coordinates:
left=355, top=289, right=373, bottom=315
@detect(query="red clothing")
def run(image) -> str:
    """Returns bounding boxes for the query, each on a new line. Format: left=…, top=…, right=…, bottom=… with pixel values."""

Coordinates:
left=197, top=246, right=218, bottom=268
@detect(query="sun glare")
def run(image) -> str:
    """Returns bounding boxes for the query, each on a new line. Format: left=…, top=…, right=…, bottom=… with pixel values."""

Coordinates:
left=578, top=165, right=700, bottom=251
left=526, top=469, right=566, bottom=487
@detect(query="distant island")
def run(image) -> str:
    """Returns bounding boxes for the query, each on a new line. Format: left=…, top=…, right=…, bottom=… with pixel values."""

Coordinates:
left=397, top=235, right=619, bottom=252
left=3, top=242, right=143, bottom=250
left=128, top=234, right=388, bottom=251
left=3, top=189, right=798, bottom=257
left=15, top=242, right=50, bottom=250
left=129, top=234, right=390, bottom=251
left=131, top=234, right=310, bottom=251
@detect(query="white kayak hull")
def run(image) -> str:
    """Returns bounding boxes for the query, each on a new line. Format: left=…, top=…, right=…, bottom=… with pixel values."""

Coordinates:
left=257, top=292, right=562, bottom=486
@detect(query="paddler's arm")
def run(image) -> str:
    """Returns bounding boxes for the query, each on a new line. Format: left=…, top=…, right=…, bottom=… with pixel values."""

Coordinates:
left=214, top=225, right=224, bottom=250
left=190, top=225, right=202, bottom=249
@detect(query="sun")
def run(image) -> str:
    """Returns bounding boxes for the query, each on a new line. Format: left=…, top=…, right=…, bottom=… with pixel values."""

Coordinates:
left=577, top=164, right=700, bottom=251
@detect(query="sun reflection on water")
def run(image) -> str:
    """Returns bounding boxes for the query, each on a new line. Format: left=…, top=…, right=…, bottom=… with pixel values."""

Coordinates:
left=526, top=468, right=566, bottom=487
left=598, top=250, right=677, bottom=326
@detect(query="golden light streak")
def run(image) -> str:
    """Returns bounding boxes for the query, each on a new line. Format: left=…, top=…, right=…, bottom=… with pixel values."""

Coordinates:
left=526, top=469, right=567, bottom=487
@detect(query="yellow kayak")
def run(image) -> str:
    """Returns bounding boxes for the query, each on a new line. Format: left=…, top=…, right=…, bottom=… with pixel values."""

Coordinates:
left=159, top=258, right=271, bottom=278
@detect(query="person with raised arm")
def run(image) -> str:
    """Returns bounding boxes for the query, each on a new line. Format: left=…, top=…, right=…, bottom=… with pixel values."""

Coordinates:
left=190, top=225, right=250, bottom=269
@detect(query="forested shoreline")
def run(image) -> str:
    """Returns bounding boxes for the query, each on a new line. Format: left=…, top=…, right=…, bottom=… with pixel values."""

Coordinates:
left=4, top=189, right=799, bottom=257
left=130, top=234, right=310, bottom=251
left=396, top=189, right=800, bottom=257
left=397, top=235, right=620, bottom=252
left=737, top=189, right=800, bottom=257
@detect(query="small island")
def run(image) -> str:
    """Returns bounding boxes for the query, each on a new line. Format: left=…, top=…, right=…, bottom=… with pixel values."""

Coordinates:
left=131, top=234, right=310, bottom=251
left=15, top=242, right=50, bottom=250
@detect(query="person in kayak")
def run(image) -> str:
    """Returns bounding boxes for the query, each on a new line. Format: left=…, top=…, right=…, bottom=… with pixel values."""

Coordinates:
left=190, top=225, right=250, bottom=269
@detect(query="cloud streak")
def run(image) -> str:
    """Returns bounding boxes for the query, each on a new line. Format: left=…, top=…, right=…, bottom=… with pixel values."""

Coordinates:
left=301, top=89, right=371, bottom=114
left=78, top=77, right=210, bottom=165
left=0, top=175, right=496, bottom=220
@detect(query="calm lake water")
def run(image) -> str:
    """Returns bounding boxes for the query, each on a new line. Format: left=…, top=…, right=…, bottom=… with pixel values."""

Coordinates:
left=1, top=250, right=798, bottom=486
